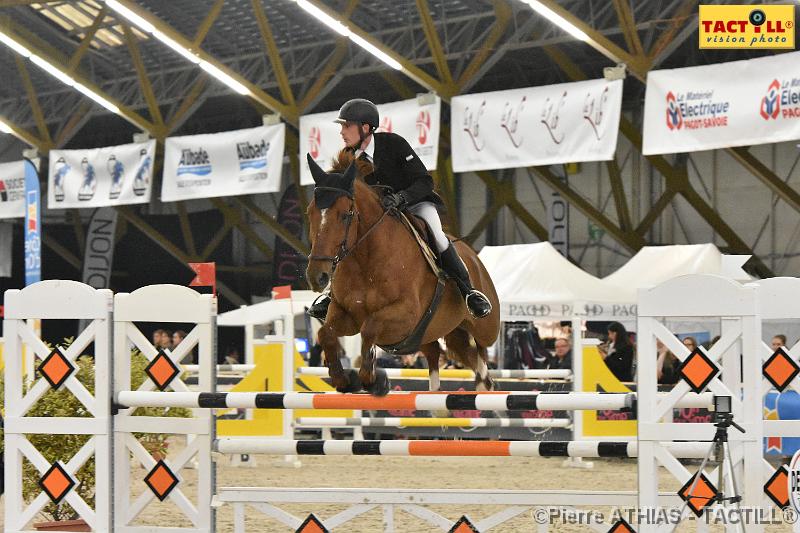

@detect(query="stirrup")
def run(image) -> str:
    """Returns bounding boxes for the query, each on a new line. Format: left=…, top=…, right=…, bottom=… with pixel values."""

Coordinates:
left=465, top=290, right=492, bottom=319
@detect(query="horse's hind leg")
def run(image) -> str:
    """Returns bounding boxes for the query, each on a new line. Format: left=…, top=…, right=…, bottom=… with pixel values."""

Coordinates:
left=419, top=341, right=443, bottom=391
left=444, top=327, right=495, bottom=391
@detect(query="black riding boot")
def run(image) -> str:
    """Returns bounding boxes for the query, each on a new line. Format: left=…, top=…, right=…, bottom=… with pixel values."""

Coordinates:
left=307, top=293, right=331, bottom=320
left=440, top=243, right=492, bottom=318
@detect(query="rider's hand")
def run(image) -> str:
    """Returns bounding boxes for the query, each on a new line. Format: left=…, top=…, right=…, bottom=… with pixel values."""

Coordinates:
left=381, top=191, right=407, bottom=210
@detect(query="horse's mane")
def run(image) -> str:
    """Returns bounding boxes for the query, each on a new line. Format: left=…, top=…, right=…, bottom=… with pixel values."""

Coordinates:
left=330, top=149, right=379, bottom=201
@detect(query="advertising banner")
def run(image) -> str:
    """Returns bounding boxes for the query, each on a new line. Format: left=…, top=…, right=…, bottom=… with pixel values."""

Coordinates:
left=300, top=96, right=441, bottom=185
left=451, top=78, right=623, bottom=172
left=162, top=124, right=285, bottom=202
left=643, top=51, right=800, bottom=155
left=0, top=161, right=26, bottom=219
left=24, top=159, right=40, bottom=285
left=48, top=140, right=155, bottom=208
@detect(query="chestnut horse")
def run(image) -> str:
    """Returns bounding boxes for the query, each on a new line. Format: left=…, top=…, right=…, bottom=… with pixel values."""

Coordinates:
left=305, top=151, right=500, bottom=395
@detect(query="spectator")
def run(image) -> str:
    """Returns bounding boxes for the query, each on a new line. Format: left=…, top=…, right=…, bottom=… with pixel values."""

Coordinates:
left=376, top=348, right=403, bottom=368
left=772, top=334, right=787, bottom=351
left=224, top=346, right=241, bottom=365
left=172, top=330, right=187, bottom=348
left=682, top=336, right=698, bottom=353
left=152, top=329, right=166, bottom=350
left=601, top=322, right=634, bottom=382
left=656, top=339, right=679, bottom=385
left=548, top=337, right=572, bottom=370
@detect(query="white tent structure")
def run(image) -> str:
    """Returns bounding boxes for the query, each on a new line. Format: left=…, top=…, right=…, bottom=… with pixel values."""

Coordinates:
left=603, top=243, right=751, bottom=302
left=478, top=242, right=635, bottom=322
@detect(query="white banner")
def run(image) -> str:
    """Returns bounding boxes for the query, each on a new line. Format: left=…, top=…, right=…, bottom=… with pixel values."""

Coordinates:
left=0, top=161, right=25, bottom=219
left=300, top=96, right=441, bottom=185
left=643, top=51, right=800, bottom=155
left=48, top=141, right=155, bottom=209
left=451, top=79, right=623, bottom=172
left=162, top=124, right=285, bottom=202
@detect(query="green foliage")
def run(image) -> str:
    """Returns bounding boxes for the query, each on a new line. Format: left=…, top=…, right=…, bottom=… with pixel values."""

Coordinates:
left=0, top=340, right=191, bottom=522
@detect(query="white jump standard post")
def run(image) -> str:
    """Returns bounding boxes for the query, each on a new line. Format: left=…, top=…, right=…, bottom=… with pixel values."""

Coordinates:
left=637, top=275, right=763, bottom=533
left=3, top=280, right=114, bottom=533
left=113, top=285, right=217, bottom=533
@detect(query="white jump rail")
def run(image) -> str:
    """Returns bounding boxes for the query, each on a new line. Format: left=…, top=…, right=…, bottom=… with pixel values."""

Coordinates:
left=294, top=417, right=572, bottom=428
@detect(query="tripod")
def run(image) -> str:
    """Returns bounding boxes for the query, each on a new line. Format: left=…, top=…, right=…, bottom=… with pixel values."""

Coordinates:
left=669, top=411, right=746, bottom=533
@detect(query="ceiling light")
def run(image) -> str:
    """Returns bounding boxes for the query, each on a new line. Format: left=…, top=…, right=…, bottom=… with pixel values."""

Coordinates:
left=0, top=31, right=31, bottom=57
left=520, top=0, right=590, bottom=42
left=30, top=55, right=76, bottom=86
left=349, top=34, right=402, bottom=70
left=292, top=0, right=404, bottom=71
left=199, top=61, right=250, bottom=95
left=74, top=82, right=121, bottom=113
left=295, top=0, right=349, bottom=36
left=152, top=30, right=200, bottom=64
left=0, top=119, right=12, bottom=134
left=104, top=0, right=154, bottom=33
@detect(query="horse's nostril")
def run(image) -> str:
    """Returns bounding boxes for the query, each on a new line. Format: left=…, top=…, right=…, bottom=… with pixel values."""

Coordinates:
left=318, top=272, right=329, bottom=287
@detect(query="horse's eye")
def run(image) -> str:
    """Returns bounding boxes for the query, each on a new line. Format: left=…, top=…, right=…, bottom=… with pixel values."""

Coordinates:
left=340, top=213, right=349, bottom=221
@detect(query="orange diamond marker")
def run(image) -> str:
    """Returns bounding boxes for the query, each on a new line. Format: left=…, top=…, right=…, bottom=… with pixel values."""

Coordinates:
left=449, top=516, right=480, bottom=533
left=608, top=518, right=636, bottom=533
left=39, top=462, right=76, bottom=504
left=144, top=350, right=180, bottom=390
left=39, top=348, right=75, bottom=390
left=143, top=460, right=179, bottom=501
left=296, top=514, right=328, bottom=533
left=678, top=348, right=719, bottom=393
left=678, top=472, right=718, bottom=516
left=763, top=348, right=799, bottom=392
left=764, top=465, right=790, bottom=509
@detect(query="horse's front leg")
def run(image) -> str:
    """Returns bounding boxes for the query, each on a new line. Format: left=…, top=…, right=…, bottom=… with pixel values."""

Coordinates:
left=319, top=302, right=360, bottom=393
left=358, top=319, right=390, bottom=396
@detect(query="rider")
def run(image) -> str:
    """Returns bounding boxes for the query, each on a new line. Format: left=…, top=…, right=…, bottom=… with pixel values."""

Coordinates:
left=307, top=98, right=492, bottom=320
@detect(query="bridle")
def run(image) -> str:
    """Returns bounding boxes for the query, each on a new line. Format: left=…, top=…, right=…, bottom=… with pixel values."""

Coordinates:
left=308, top=186, right=390, bottom=270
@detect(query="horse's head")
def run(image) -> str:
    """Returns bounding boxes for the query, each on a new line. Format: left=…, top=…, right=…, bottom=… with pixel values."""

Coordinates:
left=305, top=153, right=358, bottom=291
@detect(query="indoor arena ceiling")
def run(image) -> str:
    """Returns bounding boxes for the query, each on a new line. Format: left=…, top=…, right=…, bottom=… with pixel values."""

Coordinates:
left=0, top=0, right=769, bottom=151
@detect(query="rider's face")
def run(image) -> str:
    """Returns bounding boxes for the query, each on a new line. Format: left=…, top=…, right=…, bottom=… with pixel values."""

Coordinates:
left=340, top=122, right=369, bottom=149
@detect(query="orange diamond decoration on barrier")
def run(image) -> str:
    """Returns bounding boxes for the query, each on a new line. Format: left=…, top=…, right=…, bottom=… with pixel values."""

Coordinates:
left=143, top=460, right=179, bottom=501
left=608, top=517, right=636, bottom=533
left=763, top=348, right=799, bottom=392
left=678, top=472, right=718, bottom=516
left=764, top=465, right=790, bottom=508
left=449, top=516, right=480, bottom=533
left=39, top=347, right=75, bottom=390
left=144, top=350, right=180, bottom=390
left=296, top=514, right=328, bottom=533
left=678, top=348, right=719, bottom=393
left=39, top=462, right=75, bottom=504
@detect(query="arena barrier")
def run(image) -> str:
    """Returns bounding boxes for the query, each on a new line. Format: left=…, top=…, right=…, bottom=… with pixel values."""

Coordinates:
left=3, top=277, right=793, bottom=533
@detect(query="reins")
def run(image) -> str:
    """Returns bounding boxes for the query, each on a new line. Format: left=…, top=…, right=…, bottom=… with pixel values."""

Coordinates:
left=307, top=186, right=391, bottom=270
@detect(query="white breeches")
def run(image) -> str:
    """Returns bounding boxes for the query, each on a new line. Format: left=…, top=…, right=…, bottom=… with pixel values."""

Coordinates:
left=407, top=201, right=450, bottom=253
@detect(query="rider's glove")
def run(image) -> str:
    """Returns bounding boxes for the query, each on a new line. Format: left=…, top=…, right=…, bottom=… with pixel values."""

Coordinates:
left=381, top=191, right=407, bottom=210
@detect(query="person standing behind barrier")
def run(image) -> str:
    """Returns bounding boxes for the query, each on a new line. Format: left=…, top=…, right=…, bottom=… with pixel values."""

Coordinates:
left=548, top=337, right=572, bottom=371
left=772, top=334, right=787, bottom=351
left=682, top=336, right=698, bottom=353
left=656, top=339, right=679, bottom=385
left=601, top=322, right=634, bottom=382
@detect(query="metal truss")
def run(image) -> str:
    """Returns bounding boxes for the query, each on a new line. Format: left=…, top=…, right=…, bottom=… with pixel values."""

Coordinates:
left=0, top=0, right=794, bottom=303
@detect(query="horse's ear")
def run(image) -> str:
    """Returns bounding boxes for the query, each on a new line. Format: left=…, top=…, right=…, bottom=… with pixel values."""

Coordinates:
left=343, top=161, right=357, bottom=191
left=306, top=153, right=325, bottom=184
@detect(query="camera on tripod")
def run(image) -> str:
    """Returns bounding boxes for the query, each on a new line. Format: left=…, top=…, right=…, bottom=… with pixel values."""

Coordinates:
left=712, top=395, right=745, bottom=434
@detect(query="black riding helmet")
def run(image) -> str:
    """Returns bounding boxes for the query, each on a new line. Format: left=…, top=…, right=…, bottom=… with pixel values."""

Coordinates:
left=334, top=99, right=380, bottom=131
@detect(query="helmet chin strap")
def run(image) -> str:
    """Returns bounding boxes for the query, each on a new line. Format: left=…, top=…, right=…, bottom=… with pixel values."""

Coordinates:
left=356, top=124, right=374, bottom=150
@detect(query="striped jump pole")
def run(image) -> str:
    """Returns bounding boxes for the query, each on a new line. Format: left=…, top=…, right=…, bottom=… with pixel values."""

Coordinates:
left=116, top=391, right=634, bottom=412
left=214, top=438, right=710, bottom=459
left=296, top=367, right=572, bottom=380
left=295, top=417, right=572, bottom=428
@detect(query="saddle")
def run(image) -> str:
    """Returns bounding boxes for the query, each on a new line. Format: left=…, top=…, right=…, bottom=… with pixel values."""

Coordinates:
left=400, top=210, right=442, bottom=271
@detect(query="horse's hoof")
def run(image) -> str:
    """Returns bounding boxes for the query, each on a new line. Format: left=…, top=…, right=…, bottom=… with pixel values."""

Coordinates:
left=366, top=369, right=390, bottom=396
left=335, top=369, right=363, bottom=393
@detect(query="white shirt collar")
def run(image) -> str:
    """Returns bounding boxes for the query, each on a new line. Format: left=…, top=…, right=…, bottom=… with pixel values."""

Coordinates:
left=358, top=135, right=376, bottom=161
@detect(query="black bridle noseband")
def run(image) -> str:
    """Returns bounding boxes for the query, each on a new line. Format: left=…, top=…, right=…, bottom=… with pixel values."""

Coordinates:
left=308, top=186, right=390, bottom=270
